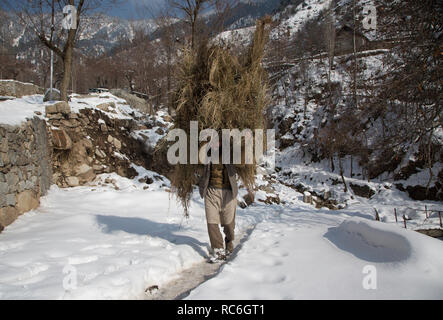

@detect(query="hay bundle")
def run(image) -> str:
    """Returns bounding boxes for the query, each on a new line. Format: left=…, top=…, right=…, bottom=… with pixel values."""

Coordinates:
left=168, top=18, right=271, bottom=216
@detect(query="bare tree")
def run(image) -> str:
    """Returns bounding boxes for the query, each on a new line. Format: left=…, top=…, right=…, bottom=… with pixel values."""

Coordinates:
left=169, top=0, right=211, bottom=49
left=325, top=1, right=336, bottom=86
left=1, top=0, right=119, bottom=101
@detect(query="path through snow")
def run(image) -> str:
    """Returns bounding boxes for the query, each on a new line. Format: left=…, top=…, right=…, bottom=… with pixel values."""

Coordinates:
left=1, top=172, right=443, bottom=299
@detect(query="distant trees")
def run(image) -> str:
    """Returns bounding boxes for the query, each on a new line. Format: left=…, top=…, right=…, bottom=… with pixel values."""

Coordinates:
left=310, top=0, right=442, bottom=187
left=169, top=0, right=234, bottom=49
left=368, top=0, right=442, bottom=187
left=1, top=0, right=120, bottom=101
left=170, top=0, right=210, bottom=49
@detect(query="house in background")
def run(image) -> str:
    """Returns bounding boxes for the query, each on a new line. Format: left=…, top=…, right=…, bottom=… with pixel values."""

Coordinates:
left=334, top=25, right=370, bottom=55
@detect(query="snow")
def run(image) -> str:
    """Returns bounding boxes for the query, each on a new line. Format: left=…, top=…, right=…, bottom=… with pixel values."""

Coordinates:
left=187, top=210, right=443, bottom=299
left=0, top=172, right=196, bottom=299
left=0, top=93, right=139, bottom=126
left=0, top=168, right=442, bottom=299
left=0, top=95, right=46, bottom=126
left=274, top=0, right=332, bottom=39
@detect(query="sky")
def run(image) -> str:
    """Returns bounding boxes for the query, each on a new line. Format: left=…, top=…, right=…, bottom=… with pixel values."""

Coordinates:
left=0, top=0, right=168, bottom=20
left=107, top=0, right=169, bottom=19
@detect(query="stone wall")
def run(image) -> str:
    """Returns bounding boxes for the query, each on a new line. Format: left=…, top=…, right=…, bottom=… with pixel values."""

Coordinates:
left=45, top=102, right=146, bottom=188
left=0, top=80, right=44, bottom=98
left=0, top=117, right=52, bottom=231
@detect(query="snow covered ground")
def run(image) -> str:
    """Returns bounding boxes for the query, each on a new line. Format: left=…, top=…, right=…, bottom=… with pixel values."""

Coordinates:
left=187, top=205, right=443, bottom=299
left=0, top=168, right=442, bottom=299
left=0, top=92, right=143, bottom=126
left=0, top=168, right=262, bottom=299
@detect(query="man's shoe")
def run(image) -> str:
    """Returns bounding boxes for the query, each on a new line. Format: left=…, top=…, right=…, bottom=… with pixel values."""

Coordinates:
left=208, top=248, right=226, bottom=263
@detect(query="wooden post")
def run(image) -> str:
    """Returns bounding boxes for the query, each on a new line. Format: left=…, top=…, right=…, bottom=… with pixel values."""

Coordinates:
left=403, top=215, right=407, bottom=229
left=394, top=208, right=398, bottom=223
left=374, top=208, right=380, bottom=221
left=439, top=211, right=442, bottom=228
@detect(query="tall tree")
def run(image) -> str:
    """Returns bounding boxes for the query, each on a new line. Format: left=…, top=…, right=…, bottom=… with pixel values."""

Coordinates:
left=169, top=0, right=211, bottom=49
left=1, top=0, right=117, bottom=101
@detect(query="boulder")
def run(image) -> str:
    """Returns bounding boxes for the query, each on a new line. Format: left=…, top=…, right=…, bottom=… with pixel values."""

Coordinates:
left=0, top=80, right=43, bottom=98
left=75, top=164, right=96, bottom=183
left=113, top=138, right=122, bottom=150
left=350, top=183, right=376, bottom=199
left=66, top=176, right=80, bottom=187
left=109, top=89, right=152, bottom=114
left=16, top=190, right=39, bottom=214
left=0, top=206, right=19, bottom=227
left=96, top=102, right=116, bottom=112
left=51, top=128, right=72, bottom=150
left=95, top=148, right=106, bottom=159
left=43, top=88, right=61, bottom=102
left=55, top=101, right=71, bottom=114
left=303, top=191, right=313, bottom=204
left=5, top=194, right=16, bottom=207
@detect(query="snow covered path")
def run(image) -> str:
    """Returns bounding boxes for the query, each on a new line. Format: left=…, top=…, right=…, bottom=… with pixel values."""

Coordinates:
left=0, top=173, right=263, bottom=299
left=187, top=204, right=443, bottom=299
left=1, top=173, right=443, bottom=299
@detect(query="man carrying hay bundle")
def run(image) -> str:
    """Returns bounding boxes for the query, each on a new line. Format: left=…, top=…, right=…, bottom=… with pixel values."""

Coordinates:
left=165, top=17, right=272, bottom=263
left=198, top=135, right=239, bottom=262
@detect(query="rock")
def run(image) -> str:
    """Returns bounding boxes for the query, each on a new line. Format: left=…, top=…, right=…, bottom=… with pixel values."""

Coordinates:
left=416, top=229, right=443, bottom=239
left=100, top=124, right=108, bottom=132
left=349, top=183, right=376, bottom=199
left=60, top=119, right=80, bottom=128
left=51, top=128, right=72, bottom=150
left=109, top=89, right=152, bottom=114
left=0, top=138, right=8, bottom=152
left=113, top=138, right=121, bottom=150
left=66, top=176, right=80, bottom=187
left=75, top=164, right=96, bottom=183
left=95, top=148, right=106, bottom=159
left=46, top=101, right=70, bottom=115
left=155, top=128, right=165, bottom=135
left=83, top=139, right=93, bottom=151
left=107, top=135, right=114, bottom=143
left=45, top=104, right=58, bottom=114
left=162, top=115, right=173, bottom=123
left=47, top=113, right=63, bottom=120
left=303, top=191, right=313, bottom=204
left=92, top=164, right=104, bottom=172
left=5, top=171, right=19, bottom=192
left=322, top=190, right=331, bottom=200
left=16, top=190, right=39, bottom=214
left=0, top=181, right=8, bottom=194
left=0, top=152, right=9, bottom=166
left=5, top=193, right=16, bottom=206
left=55, top=102, right=71, bottom=114
left=258, top=183, right=276, bottom=194
left=43, top=88, right=61, bottom=102
left=0, top=80, right=43, bottom=98
left=0, top=206, right=19, bottom=227
left=96, top=102, right=115, bottom=112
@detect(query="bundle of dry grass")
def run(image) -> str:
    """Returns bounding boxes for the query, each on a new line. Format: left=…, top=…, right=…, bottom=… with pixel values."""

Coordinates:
left=167, top=18, right=271, bottom=216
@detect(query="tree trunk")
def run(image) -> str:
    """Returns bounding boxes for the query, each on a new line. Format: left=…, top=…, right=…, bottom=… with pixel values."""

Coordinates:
left=60, top=44, right=73, bottom=102
left=330, top=156, right=335, bottom=172
left=339, top=156, right=348, bottom=192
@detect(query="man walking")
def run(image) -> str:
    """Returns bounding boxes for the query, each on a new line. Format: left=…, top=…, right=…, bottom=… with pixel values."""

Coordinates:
left=198, top=140, right=238, bottom=263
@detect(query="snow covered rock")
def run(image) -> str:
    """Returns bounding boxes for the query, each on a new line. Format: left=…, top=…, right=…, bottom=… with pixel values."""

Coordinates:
left=43, top=88, right=61, bottom=102
left=0, top=80, right=43, bottom=98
